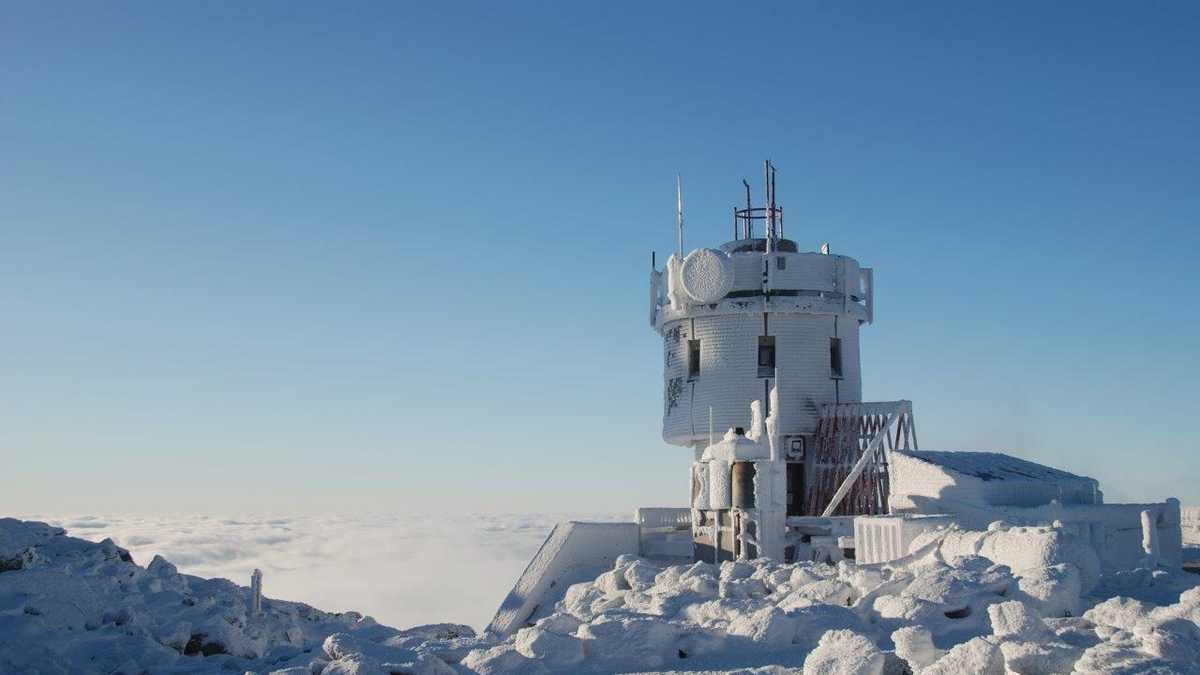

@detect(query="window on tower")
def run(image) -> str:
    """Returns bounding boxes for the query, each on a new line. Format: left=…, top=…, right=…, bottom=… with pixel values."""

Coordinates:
left=687, top=339, right=701, bottom=379
left=830, top=337, right=844, bottom=379
left=757, top=336, right=776, bottom=378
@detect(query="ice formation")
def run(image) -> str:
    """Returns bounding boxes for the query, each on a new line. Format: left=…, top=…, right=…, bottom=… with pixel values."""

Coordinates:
left=6, top=516, right=1200, bottom=674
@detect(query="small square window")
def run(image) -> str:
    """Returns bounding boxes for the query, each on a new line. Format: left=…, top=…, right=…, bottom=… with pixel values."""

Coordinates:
left=688, top=339, right=701, bottom=379
left=776, top=257, right=787, bottom=270
left=830, top=337, right=844, bottom=379
left=757, top=336, right=775, bottom=377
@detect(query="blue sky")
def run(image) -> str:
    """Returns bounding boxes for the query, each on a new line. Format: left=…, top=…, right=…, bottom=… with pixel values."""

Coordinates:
left=2, top=2, right=1197, bottom=514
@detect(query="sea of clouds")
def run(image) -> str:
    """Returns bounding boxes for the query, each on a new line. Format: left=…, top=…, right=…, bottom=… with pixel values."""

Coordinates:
left=19, top=511, right=623, bottom=632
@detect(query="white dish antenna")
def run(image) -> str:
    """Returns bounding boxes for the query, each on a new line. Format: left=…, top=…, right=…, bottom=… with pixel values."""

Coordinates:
left=681, top=248, right=734, bottom=303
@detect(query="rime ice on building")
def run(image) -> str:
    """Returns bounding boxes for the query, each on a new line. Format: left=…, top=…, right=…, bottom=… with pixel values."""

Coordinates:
left=486, top=162, right=1183, bottom=637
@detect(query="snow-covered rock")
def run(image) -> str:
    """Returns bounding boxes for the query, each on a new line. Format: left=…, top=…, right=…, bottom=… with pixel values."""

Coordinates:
left=512, top=626, right=585, bottom=668
left=891, top=626, right=943, bottom=671
left=921, top=636, right=1004, bottom=675
left=802, top=629, right=885, bottom=675
left=0, top=518, right=472, bottom=675
left=987, top=600, right=1050, bottom=640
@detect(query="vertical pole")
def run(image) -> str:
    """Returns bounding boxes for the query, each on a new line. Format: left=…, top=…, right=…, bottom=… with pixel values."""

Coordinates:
left=713, top=512, right=721, bottom=564
left=709, top=406, right=714, bottom=449
left=251, top=569, right=263, bottom=616
left=676, top=175, right=684, bottom=258
left=770, top=162, right=777, bottom=239
left=770, top=367, right=780, bottom=463
left=743, top=180, right=752, bottom=239
left=764, top=160, right=772, bottom=253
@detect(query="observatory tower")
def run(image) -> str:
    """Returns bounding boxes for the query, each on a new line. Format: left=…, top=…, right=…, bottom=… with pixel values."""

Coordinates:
left=650, top=163, right=873, bottom=454
left=649, top=162, right=902, bottom=562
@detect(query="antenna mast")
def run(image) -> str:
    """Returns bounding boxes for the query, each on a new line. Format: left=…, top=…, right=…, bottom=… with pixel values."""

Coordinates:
left=742, top=180, right=752, bottom=239
left=764, top=160, right=773, bottom=254
left=676, top=175, right=684, bottom=257
left=732, top=161, right=783, bottom=244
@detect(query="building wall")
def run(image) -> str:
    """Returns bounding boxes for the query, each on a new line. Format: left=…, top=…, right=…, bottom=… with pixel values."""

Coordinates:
left=1183, top=506, right=1200, bottom=546
left=661, top=311, right=862, bottom=446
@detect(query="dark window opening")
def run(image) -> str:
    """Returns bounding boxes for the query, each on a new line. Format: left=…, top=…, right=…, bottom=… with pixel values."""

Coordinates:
left=786, top=462, right=805, bottom=516
left=687, top=339, right=701, bottom=379
left=830, top=337, right=843, bottom=379
left=757, top=336, right=775, bottom=377
left=776, top=257, right=787, bottom=270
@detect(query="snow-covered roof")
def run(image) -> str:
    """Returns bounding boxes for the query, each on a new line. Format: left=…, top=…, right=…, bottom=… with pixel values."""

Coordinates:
left=892, top=450, right=1094, bottom=484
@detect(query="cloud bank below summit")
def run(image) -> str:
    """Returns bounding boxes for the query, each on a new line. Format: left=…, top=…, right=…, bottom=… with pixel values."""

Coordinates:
left=23, top=511, right=623, bottom=631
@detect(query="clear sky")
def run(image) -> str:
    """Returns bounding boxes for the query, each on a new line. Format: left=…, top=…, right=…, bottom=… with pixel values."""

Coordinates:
left=3, top=2, right=1198, bottom=515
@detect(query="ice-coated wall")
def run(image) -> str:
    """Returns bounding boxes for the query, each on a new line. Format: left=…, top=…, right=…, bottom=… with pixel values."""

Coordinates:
left=653, top=239, right=872, bottom=448
left=1183, top=506, right=1200, bottom=546
left=661, top=313, right=862, bottom=446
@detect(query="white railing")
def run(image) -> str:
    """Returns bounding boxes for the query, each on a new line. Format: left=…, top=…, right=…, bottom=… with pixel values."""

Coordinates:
left=635, top=507, right=691, bottom=531
left=635, top=508, right=693, bottom=559
left=1182, top=507, right=1200, bottom=528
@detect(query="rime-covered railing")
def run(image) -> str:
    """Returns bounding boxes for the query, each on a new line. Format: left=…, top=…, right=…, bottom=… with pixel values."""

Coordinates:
left=806, top=401, right=918, bottom=517
left=636, top=508, right=693, bottom=559
left=636, top=507, right=692, bottom=531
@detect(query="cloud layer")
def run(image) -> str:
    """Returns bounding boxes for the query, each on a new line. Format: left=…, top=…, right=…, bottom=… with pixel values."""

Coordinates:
left=21, top=511, right=622, bottom=631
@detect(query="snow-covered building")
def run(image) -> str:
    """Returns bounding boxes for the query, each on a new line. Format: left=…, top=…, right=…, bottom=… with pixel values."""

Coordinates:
left=874, top=449, right=1182, bottom=569
left=487, top=162, right=1183, bottom=636
left=888, top=450, right=1102, bottom=513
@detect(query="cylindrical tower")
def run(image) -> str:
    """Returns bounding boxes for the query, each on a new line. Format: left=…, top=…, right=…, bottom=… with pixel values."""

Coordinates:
left=649, top=188, right=874, bottom=461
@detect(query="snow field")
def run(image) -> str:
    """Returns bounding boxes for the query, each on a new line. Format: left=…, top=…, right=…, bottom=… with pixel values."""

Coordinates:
left=5, top=517, right=1200, bottom=674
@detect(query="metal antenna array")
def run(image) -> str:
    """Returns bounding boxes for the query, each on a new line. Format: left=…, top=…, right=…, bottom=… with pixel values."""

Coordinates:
left=733, top=160, right=784, bottom=241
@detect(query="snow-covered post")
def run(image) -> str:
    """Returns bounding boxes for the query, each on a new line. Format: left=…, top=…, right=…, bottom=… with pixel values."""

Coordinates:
left=1141, top=510, right=1160, bottom=565
left=251, top=569, right=263, bottom=616
left=753, top=376, right=787, bottom=562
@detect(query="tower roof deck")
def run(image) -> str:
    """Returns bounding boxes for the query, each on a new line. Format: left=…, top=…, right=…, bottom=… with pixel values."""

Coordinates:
left=720, top=237, right=799, bottom=254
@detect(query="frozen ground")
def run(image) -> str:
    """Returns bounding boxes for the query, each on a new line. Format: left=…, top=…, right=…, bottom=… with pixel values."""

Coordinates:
left=18, top=512, right=623, bottom=632
left=5, top=516, right=1200, bottom=674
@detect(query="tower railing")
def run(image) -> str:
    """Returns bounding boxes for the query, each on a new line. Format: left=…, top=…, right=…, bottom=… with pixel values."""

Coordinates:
left=806, top=401, right=918, bottom=517
left=732, top=205, right=784, bottom=240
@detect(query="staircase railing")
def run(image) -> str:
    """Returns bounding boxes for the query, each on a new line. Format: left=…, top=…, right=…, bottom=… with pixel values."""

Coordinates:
left=806, top=400, right=918, bottom=517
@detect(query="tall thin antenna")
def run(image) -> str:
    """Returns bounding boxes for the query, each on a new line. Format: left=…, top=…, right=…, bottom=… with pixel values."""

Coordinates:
left=764, top=160, right=772, bottom=253
left=769, top=161, right=777, bottom=239
left=742, top=180, right=752, bottom=239
left=676, top=175, right=684, bottom=257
